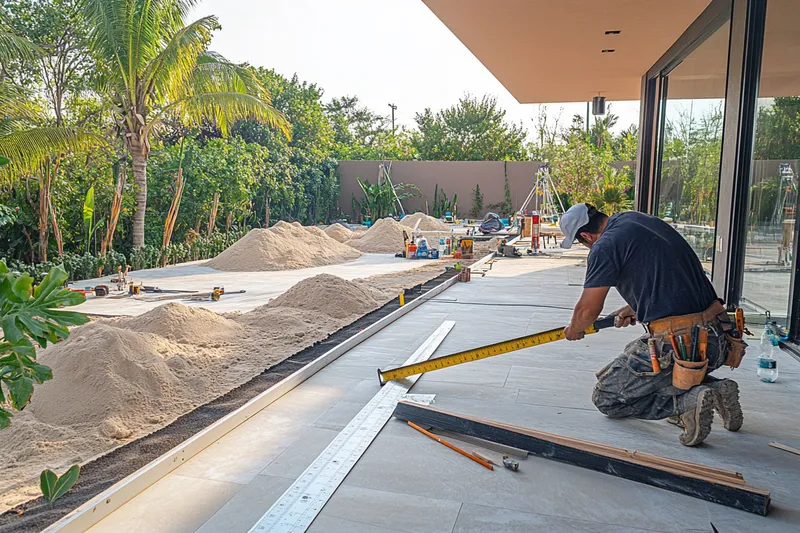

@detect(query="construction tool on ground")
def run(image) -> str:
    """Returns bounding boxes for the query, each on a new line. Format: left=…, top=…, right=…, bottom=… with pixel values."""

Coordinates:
left=496, top=238, right=521, bottom=258
left=94, top=284, right=109, bottom=297
left=111, top=265, right=130, bottom=291
left=378, top=315, right=617, bottom=385
left=502, top=454, right=519, bottom=471
left=185, top=287, right=246, bottom=302
left=407, top=421, right=493, bottom=471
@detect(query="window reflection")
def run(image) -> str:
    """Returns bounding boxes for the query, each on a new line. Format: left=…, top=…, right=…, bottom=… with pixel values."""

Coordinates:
left=742, top=0, right=800, bottom=325
left=657, top=21, right=731, bottom=272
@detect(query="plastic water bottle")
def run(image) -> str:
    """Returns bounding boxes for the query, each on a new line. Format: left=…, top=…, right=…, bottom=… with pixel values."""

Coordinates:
left=757, top=324, right=779, bottom=383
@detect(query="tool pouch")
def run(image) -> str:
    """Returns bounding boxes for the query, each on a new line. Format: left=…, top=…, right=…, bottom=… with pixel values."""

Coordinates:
left=724, top=334, right=747, bottom=369
left=672, top=353, right=708, bottom=391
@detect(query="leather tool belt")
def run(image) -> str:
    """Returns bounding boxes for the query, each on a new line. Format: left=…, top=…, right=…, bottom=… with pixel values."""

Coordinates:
left=645, top=300, right=746, bottom=370
left=645, top=301, right=728, bottom=337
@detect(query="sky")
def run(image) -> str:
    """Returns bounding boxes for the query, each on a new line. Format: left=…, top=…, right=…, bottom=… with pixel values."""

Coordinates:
left=192, top=0, right=642, bottom=138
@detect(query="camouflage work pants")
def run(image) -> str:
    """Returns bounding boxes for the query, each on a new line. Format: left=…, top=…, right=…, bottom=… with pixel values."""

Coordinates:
left=592, top=319, right=731, bottom=420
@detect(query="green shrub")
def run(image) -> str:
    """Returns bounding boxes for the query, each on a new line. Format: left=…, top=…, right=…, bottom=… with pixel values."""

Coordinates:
left=0, top=261, right=88, bottom=428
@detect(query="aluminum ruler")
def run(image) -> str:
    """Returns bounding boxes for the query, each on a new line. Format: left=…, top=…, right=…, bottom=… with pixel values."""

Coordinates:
left=248, top=321, right=455, bottom=533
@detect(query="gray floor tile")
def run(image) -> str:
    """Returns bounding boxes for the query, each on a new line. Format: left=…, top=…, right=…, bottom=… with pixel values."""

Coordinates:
left=452, top=503, right=662, bottom=533
left=307, top=515, right=404, bottom=533
left=260, top=426, right=340, bottom=480
left=87, top=475, right=242, bottom=533
left=195, top=475, right=293, bottom=533
left=317, top=485, right=461, bottom=533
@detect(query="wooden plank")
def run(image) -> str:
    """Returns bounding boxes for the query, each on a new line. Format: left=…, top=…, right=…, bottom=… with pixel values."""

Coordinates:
left=393, top=401, right=771, bottom=516
left=769, top=442, right=800, bottom=457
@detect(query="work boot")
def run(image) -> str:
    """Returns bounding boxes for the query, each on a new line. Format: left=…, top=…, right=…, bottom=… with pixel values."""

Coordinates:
left=706, top=378, right=743, bottom=432
left=675, top=386, right=715, bottom=446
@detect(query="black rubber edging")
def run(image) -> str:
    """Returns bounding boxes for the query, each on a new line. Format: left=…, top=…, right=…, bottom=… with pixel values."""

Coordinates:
left=0, top=270, right=459, bottom=533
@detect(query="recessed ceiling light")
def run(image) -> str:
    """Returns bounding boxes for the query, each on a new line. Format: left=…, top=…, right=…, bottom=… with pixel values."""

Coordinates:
left=602, top=49, right=616, bottom=53
left=605, top=30, right=621, bottom=35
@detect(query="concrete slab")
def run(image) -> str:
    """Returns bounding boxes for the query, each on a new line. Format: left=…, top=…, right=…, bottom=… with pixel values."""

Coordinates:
left=72, top=253, right=427, bottom=316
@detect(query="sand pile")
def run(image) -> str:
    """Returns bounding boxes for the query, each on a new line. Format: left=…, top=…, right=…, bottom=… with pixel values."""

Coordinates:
left=304, top=225, right=329, bottom=239
left=400, top=212, right=449, bottom=231
left=0, top=265, right=458, bottom=512
left=324, top=223, right=352, bottom=243
left=29, top=323, right=197, bottom=429
left=264, top=273, right=380, bottom=320
left=346, top=217, right=406, bottom=254
left=206, top=222, right=361, bottom=271
left=348, top=225, right=368, bottom=239
left=117, top=302, right=244, bottom=344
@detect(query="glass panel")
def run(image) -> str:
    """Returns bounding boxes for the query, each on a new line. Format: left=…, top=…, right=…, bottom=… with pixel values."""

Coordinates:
left=656, top=21, right=731, bottom=273
left=741, top=0, right=800, bottom=327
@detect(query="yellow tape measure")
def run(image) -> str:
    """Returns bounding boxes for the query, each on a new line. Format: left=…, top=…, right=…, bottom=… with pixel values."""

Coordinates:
left=378, top=316, right=617, bottom=385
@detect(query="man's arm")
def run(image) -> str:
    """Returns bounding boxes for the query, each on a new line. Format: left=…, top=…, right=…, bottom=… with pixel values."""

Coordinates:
left=564, top=287, right=610, bottom=340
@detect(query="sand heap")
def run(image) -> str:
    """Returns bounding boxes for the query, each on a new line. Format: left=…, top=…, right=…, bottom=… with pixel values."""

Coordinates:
left=348, top=226, right=368, bottom=239
left=324, top=223, right=352, bottom=243
left=206, top=220, right=361, bottom=271
left=400, top=212, right=449, bottom=231
left=346, top=217, right=406, bottom=254
left=0, top=265, right=456, bottom=512
left=264, top=273, right=380, bottom=320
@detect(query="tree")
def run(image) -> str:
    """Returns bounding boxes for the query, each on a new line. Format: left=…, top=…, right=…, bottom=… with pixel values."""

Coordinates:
left=412, top=94, right=527, bottom=161
left=470, top=184, right=484, bottom=217
left=326, top=95, right=414, bottom=160
left=82, top=0, right=289, bottom=247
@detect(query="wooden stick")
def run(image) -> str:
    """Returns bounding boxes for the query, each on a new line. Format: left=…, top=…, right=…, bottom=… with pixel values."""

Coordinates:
left=769, top=442, right=800, bottom=457
left=471, top=451, right=499, bottom=466
left=407, top=421, right=493, bottom=471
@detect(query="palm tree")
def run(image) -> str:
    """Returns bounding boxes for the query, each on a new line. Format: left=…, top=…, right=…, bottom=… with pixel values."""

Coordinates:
left=83, top=0, right=289, bottom=247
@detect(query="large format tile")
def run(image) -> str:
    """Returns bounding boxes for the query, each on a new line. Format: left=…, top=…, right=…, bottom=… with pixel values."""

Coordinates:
left=195, top=475, right=293, bottom=533
left=260, top=426, right=340, bottom=480
left=175, top=387, right=345, bottom=484
left=87, top=475, right=241, bottom=533
left=452, top=503, right=661, bottom=533
left=342, top=431, right=710, bottom=532
left=317, top=485, right=461, bottom=533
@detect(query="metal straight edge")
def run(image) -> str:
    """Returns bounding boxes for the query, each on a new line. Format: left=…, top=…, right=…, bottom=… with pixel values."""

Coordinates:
left=249, top=321, right=456, bottom=533
left=42, top=256, right=488, bottom=533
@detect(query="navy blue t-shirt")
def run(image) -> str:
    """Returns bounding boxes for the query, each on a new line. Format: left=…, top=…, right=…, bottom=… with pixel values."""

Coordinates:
left=583, top=211, right=718, bottom=323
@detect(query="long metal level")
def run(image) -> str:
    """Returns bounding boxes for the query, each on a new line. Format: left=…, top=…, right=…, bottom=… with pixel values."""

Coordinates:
left=249, top=321, right=455, bottom=533
left=377, top=315, right=617, bottom=385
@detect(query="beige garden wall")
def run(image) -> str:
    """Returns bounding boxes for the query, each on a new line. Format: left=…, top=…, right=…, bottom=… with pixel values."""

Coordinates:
left=337, top=160, right=545, bottom=219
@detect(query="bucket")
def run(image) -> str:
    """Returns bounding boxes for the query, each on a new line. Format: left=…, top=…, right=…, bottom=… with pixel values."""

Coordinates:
left=407, top=244, right=417, bottom=259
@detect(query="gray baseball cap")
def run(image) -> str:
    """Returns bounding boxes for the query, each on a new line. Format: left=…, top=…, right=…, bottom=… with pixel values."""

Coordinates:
left=559, top=203, right=590, bottom=249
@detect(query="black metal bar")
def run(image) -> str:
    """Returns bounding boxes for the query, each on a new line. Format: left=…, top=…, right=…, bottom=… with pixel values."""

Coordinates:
left=394, top=401, right=771, bottom=516
left=647, top=0, right=733, bottom=78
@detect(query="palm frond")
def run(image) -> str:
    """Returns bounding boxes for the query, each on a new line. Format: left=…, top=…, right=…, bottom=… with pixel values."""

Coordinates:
left=168, top=92, right=290, bottom=138
left=0, top=28, right=40, bottom=64
left=146, top=16, right=220, bottom=103
left=0, top=128, right=105, bottom=177
left=83, top=0, right=132, bottom=90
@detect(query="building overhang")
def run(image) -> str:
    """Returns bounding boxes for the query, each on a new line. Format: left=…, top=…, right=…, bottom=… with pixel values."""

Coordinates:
left=423, top=0, right=712, bottom=103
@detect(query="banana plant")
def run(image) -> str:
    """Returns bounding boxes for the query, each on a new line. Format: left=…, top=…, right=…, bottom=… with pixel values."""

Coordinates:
left=0, top=261, right=88, bottom=429
left=355, top=177, right=419, bottom=222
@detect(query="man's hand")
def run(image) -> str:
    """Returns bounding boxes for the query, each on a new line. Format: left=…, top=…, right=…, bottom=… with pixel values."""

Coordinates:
left=612, top=305, right=636, bottom=328
left=564, top=325, right=585, bottom=341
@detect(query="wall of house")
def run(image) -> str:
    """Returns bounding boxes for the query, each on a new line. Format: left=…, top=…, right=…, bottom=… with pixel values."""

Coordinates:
left=336, top=160, right=543, bottom=219
left=337, top=160, right=636, bottom=219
